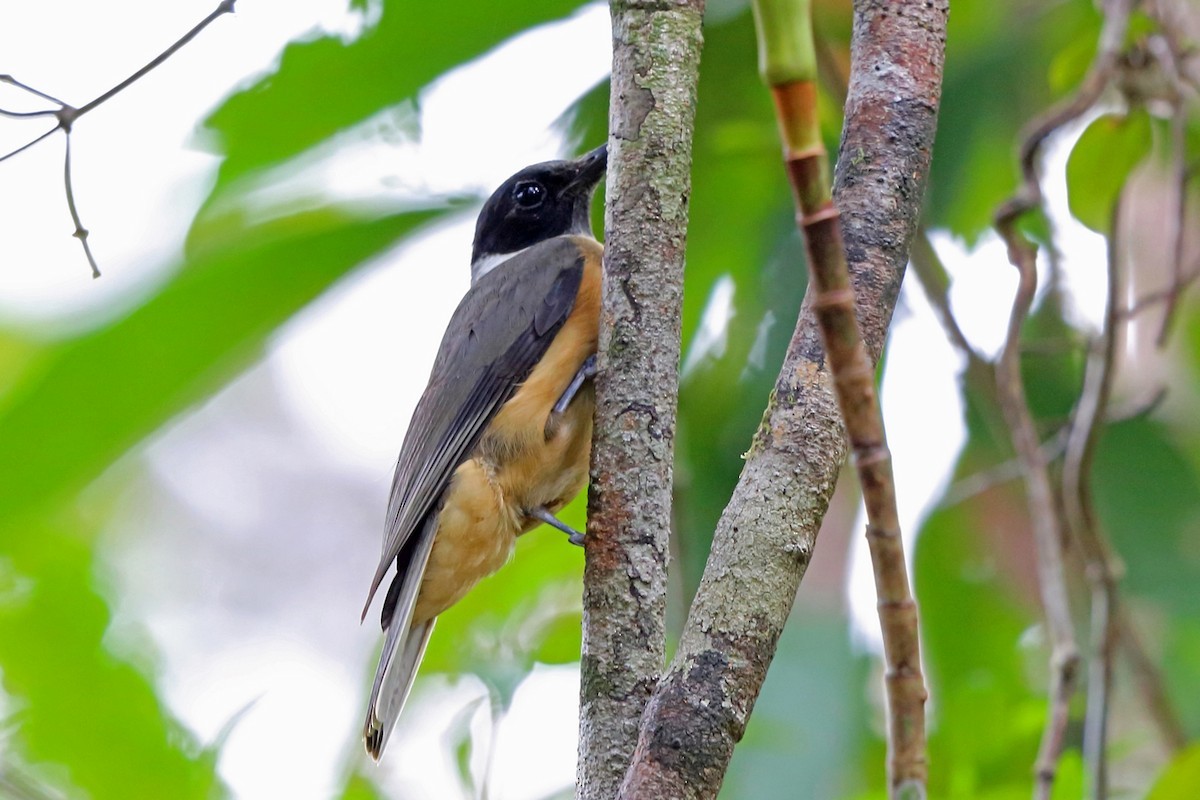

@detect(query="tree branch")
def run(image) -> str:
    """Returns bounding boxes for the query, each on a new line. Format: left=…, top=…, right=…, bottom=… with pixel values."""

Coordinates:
left=0, top=0, right=237, bottom=276
left=616, top=2, right=947, bottom=797
left=578, top=1, right=703, bottom=798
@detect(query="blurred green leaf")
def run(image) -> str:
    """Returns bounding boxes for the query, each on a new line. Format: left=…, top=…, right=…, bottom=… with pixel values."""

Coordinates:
left=723, top=615, right=873, bottom=799
left=420, top=493, right=585, bottom=681
left=201, top=0, right=584, bottom=193
left=0, top=520, right=222, bottom=800
left=927, top=0, right=1101, bottom=241
left=0, top=206, right=444, bottom=531
left=1066, top=111, right=1152, bottom=233
left=338, top=772, right=386, bottom=800
left=1093, top=416, right=1200, bottom=617
left=916, top=500, right=1045, bottom=796
left=1147, top=743, right=1200, bottom=800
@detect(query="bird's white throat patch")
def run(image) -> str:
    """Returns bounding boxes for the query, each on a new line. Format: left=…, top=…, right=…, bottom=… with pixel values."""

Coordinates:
left=470, top=247, right=530, bottom=284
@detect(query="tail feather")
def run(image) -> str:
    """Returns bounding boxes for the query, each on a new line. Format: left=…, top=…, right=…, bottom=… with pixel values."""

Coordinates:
left=364, top=517, right=437, bottom=760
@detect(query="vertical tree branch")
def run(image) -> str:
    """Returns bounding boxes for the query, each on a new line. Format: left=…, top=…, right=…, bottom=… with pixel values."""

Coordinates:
left=617, top=2, right=946, bottom=798
left=578, top=1, right=704, bottom=798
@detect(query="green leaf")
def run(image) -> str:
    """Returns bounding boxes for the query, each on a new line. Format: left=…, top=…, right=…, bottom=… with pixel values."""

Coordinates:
left=1147, top=743, right=1200, bottom=800
left=916, top=499, right=1045, bottom=795
left=201, top=0, right=584, bottom=193
left=0, top=206, right=444, bottom=532
left=1066, top=110, right=1152, bottom=233
left=0, top=520, right=223, bottom=800
left=338, top=772, right=386, bottom=800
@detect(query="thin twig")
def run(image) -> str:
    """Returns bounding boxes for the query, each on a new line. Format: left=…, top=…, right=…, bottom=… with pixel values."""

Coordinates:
left=942, top=388, right=1166, bottom=508
left=1060, top=209, right=1122, bottom=799
left=754, top=0, right=926, bottom=794
left=0, top=73, right=67, bottom=105
left=0, top=107, right=60, bottom=119
left=0, top=125, right=57, bottom=164
left=0, top=1, right=238, bottom=276
left=995, top=209, right=1081, bottom=800
left=62, top=135, right=100, bottom=279
left=908, top=229, right=983, bottom=364
left=1146, top=19, right=1197, bottom=346
left=992, top=3, right=1135, bottom=795
left=74, top=0, right=237, bottom=119
left=1121, top=266, right=1200, bottom=319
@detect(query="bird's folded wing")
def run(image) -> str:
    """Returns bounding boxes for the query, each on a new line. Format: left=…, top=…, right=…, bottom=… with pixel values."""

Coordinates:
left=362, top=236, right=587, bottom=617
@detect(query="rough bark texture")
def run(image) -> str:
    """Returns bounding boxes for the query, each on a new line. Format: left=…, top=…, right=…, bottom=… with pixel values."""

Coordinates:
left=577, top=1, right=704, bottom=799
left=616, top=2, right=947, bottom=798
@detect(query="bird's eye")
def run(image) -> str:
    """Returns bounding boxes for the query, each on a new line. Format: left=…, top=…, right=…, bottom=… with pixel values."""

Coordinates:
left=512, top=181, right=545, bottom=208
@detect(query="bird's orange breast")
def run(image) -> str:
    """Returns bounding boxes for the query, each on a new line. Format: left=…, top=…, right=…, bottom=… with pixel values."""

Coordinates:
left=412, top=236, right=602, bottom=623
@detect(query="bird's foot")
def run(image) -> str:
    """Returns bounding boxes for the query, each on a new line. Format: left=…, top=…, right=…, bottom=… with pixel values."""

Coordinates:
left=553, top=354, right=598, bottom=415
left=528, top=505, right=585, bottom=546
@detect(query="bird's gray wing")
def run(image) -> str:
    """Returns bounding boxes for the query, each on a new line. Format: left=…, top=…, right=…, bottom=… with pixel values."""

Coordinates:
left=361, top=236, right=587, bottom=618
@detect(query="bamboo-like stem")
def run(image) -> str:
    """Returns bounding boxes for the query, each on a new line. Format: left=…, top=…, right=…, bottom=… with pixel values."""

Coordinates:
left=753, top=0, right=927, bottom=795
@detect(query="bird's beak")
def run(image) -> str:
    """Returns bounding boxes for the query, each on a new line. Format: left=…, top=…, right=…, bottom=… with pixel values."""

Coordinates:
left=569, top=143, right=608, bottom=193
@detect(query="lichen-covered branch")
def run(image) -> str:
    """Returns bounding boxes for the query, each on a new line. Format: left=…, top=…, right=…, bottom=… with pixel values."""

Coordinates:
left=578, top=1, right=703, bottom=798
left=616, top=2, right=947, bottom=798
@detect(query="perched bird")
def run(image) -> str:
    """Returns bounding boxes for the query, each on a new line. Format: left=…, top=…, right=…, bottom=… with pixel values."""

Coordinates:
left=361, top=144, right=608, bottom=758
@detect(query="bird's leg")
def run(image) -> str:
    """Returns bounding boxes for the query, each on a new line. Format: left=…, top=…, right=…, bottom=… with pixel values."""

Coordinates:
left=553, top=354, right=598, bottom=414
left=528, top=506, right=585, bottom=546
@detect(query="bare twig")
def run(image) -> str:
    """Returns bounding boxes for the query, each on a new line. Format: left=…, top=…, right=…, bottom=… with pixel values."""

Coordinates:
left=0, top=126, right=57, bottom=164
left=62, top=135, right=100, bottom=278
left=995, top=208, right=1081, bottom=800
left=1060, top=212, right=1122, bottom=799
left=0, top=1, right=237, bottom=276
left=1144, top=17, right=1198, bottom=346
left=992, top=3, right=1136, bottom=796
left=1121, top=265, right=1200, bottom=319
left=942, top=389, right=1166, bottom=508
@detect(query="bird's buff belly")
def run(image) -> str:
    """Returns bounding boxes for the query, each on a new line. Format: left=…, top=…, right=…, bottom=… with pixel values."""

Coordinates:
left=412, top=387, right=594, bottom=623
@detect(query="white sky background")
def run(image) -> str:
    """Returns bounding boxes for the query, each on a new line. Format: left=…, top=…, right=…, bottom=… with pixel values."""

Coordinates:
left=0, top=2, right=1111, bottom=799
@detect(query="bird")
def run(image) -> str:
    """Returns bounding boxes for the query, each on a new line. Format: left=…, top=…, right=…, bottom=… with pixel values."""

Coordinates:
left=361, top=144, right=608, bottom=759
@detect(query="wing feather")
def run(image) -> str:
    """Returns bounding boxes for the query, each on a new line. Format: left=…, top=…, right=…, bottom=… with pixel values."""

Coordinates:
left=362, top=237, right=587, bottom=618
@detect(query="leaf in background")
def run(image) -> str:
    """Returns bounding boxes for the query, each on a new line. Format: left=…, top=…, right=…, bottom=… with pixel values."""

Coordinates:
left=420, top=493, right=585, bottom=686
left=337, top=772, right=387, bottom=800
left=1066, top=111, right=1152, bottom=233
left=1093, top=417, right=1200, bottom=617
left=0, top=520, right=223, bottom=800
left=926, top=0, right=1101, bottom=242
left=672, top=9, right=807, bottom=594
left=915, top=500, right=1045, bottom=796
left=723, top=615, right=874, bottom=800
left=200, top=0, right=584, bottom=194
left=0, top=206, right=444, bottom=532
left=1147, top=743, right=1200, bottom=799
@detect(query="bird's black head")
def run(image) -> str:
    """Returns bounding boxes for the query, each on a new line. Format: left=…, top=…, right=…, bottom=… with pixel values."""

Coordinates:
left=470, top=144, right=607, bottom=282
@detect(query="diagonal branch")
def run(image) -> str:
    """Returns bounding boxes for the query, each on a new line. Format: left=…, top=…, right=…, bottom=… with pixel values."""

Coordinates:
left=616, top=2, right=947, bottom=797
